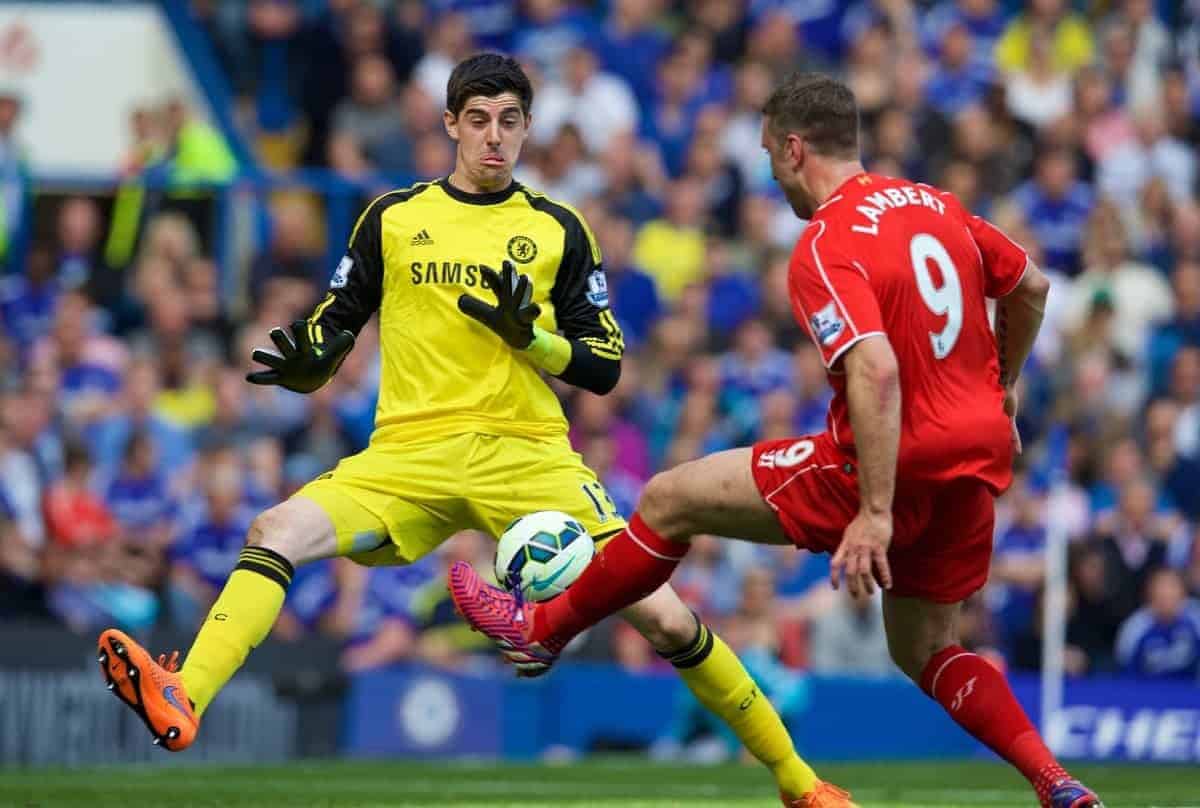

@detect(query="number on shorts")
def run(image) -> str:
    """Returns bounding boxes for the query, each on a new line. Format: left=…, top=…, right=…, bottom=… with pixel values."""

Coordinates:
left=910, top=233, right=962, bottom=359
left=582, top=481, right=620, bottom=523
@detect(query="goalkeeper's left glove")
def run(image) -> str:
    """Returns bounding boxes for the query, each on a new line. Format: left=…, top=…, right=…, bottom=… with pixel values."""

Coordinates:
left=457, top=260, right=541, bottom=349
left=245, top=319, right=354, bottom=393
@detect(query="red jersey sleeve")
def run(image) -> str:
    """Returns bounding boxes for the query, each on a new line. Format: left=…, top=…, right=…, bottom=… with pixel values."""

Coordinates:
left=967, top=214, right=1029, bottom=298
left=789, top=222, right=885, bottom=369
left=933, top=187, right=1029, bottom=298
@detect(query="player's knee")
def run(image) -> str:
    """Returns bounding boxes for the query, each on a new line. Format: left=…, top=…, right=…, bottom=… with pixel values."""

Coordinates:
left=635, top=605, right=699, bottom=653
left=246, top=506, right=301, bottom=563
left=638, top=469, right=695, bottom=538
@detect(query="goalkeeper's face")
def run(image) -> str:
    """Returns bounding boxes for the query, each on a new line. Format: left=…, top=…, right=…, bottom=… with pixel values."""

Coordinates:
left=445, top=93, right=529, bottom=192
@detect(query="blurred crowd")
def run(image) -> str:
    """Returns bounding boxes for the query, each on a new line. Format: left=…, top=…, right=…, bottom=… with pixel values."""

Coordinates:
left=2, top=0, right=1200, bottom=684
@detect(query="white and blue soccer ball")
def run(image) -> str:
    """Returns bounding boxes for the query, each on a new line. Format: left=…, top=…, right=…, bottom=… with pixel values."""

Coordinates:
left=495, top=511, right=595, bottom=602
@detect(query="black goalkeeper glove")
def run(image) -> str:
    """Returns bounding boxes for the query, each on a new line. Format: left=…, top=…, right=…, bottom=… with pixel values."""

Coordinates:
left=245, top=319, right=355, bottom=394
left=457, top=260, right=542, bottom=349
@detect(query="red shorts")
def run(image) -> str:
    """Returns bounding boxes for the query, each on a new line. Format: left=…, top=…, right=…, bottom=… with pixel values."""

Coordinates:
left=751, top=434, right=995, bottom=603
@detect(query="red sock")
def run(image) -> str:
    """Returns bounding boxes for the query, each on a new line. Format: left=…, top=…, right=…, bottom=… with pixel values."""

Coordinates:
left=533, top=513, right=687, bottom=647
left=921, top=646, right=1068, bottom=803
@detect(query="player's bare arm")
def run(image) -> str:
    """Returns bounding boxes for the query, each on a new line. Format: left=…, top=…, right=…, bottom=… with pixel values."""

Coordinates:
left=830, top=335, right=899, bottom=597
left=994, top=261, right=1051, bottom=453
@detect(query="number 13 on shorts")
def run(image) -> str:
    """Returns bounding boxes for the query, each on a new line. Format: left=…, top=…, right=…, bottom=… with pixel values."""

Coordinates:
left=581, top=480, right=621, bottom=523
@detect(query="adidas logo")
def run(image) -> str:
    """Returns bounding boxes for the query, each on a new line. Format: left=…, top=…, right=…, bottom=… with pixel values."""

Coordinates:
left=411, top=229, right=434, bottom=246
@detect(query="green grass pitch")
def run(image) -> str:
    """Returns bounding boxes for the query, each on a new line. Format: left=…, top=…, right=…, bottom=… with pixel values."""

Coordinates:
left=3, top=758, right=1198, bottom=807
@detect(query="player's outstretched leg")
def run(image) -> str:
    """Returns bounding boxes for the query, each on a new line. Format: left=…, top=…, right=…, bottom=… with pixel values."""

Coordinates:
left=449, top=449, right=784, bottom=663
left=883, top=594, right=1104, bottom=808
left=97, top=496, right=334, bottom=750
left=450, top=449, right=857, bottom=806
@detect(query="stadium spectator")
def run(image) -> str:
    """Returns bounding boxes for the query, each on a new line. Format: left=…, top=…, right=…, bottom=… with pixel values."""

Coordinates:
left=512, top=0, right=596, bottom=83
left=161, top=98, right=238, bottom=182
left=520, top=124, right=605, bottom=204
left=46, top=292, right=125, bottom=433
left=1148, top=263, right=1200, bottom=395
left=685, top=134, right=744, bottom=239
left=1169, top=347, right=1200, bottom=459
left=570, top=391, right=650, bottom=483
left=339, top=564, right=427, bottom=673
left=1010, top=146, right=1093, bottom=275
left=1115, top=567, right=1200, bottom=678
left=0, top=397, right=43, bottom=548
left=244, top=0, right=305, bottom=142
left=1063, top=203, right=1173, bottom=361
left=924, top=21, right=992, bottom=118
left=330, top=54, right=413, bottom=177
left=41, top=442, right=158, bottom=633
left=595, top=132, right=665, bottom=225
left=950, top=106, right=1025, bottom=202
left=1090, top=478, right=1183, bottom=621
left=922, top=0, right=1007, bottom=78
left=718, top=319, right=789, bottom=404
left=995, top=0, right=1094, bottom=75
left=413, top=12, right=476, bottom=106
left=1099, top=20, right=1161, bottom=112
left=1064, top=546, right=1124, bottom=672
left=809, top=588, right=895, bottom=677
left=1106, top=0, right=1171, bottom=77
left=594, top=0, right=669, bottom=109
left=597, top=213, right=661, bottom=349
left=167, top=460, right=256, bottom=627
left=409, top=531, right=497, bottom=669
left=633, top=177, right=707, bottom=300
left=1146, top=398, right=1200, bottom=522
left=103, top=430, right=176, bottom=554
left=990, top=474, right=1048, bottom=651
left=249, top=196, right=324, bottom=302
left=842, top=22, right=896, bottom=121
left=1005, top=28, right=1073, bottom=130
left=0, top=243, right=59, bottom=352
left=721, top=61, right=773, bottom=192
left=531, top=44, right=638, bottom=155
left=1098, top=105, right=1197, bottom=215
left=54, top=197, right=104, bottom=293
left=1162, top=66, right=1199, bottom=147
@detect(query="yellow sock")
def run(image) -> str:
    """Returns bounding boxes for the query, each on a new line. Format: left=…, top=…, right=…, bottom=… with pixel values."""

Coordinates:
left=180, top=547, right=294, bottom=716
left=668, top=624, right=818, bottom=799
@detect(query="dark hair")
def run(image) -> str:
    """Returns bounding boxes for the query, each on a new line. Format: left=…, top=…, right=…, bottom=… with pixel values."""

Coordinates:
left=446, top=53, right=533, bottom=118
left=762, top=73, right=859, bottom=158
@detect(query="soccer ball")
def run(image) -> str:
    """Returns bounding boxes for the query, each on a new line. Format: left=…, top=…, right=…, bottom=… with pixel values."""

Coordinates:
left=495, top=511, right=595, bottom=602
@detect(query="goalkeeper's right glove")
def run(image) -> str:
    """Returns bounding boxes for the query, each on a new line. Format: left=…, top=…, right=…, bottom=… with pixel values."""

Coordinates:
left=246, top=319, right=354, bottom=394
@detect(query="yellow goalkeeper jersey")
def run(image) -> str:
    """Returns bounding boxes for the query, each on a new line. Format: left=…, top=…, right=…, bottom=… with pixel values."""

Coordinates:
left=306, top=178, right=624, bottom=445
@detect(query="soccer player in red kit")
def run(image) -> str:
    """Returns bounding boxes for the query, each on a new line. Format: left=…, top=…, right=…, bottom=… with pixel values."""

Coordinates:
left=451, top=74, right=1103, bottom=808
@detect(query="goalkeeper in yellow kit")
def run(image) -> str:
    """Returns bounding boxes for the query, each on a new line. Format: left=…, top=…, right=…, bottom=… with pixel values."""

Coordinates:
left=95, top=53, right=843, bottom=805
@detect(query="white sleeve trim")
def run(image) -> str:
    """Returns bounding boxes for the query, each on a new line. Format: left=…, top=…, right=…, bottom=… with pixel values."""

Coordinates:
left=825, top=331, right=887, bottom=370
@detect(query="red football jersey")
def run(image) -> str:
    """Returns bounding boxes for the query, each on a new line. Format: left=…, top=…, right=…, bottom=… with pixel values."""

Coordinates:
left=788, top=172, right=1028, bottom=493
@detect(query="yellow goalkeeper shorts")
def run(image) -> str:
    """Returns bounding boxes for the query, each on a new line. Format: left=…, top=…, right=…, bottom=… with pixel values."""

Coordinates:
left=295, top=432, right=626, bottom=566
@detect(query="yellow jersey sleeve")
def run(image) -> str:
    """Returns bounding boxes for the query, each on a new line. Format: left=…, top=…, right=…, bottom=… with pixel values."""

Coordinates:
left=307, top=185, right=433, bottom=344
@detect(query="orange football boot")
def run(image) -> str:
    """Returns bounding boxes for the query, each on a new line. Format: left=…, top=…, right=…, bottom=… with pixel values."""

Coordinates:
left=783, top=781, right=860, bottom=808
left=97, top=628, right=198, bottom=751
